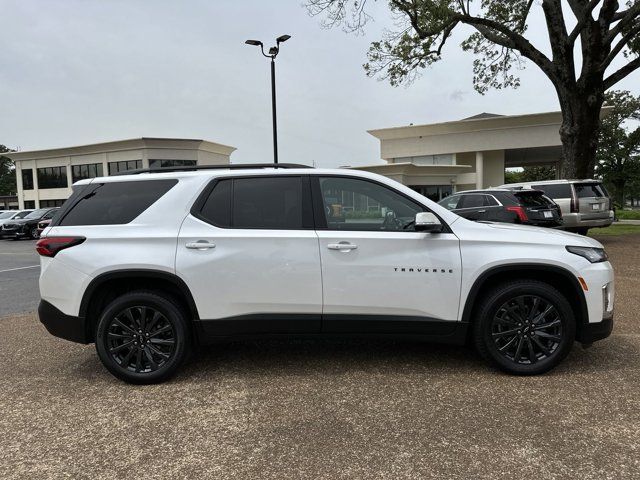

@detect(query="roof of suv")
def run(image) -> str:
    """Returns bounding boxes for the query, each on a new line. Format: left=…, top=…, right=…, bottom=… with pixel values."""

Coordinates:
left=500, top=179, right=603, bottom=188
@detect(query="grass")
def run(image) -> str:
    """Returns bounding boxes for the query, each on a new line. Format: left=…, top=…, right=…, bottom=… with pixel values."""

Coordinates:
left=616, top=210, right=640, bottom=220
left=589, top=224, right=640, bottom=236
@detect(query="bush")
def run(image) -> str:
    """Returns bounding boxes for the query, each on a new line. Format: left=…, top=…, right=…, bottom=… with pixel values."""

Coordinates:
left=616, top=210, right=640, bottom=220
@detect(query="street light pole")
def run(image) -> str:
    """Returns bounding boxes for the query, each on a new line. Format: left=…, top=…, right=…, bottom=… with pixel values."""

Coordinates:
left=245, top=35, right=291, bottom=164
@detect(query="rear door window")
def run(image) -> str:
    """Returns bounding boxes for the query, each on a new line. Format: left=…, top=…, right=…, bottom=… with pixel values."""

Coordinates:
left=438, top=195, right=462, bottom=210
left=532, top=184, right=572, bottom=199
left=58, top=179, right=177, bottom=226
left=196, top=176, right=310, bottom=229
left=459, top=194, right=487, bottom=208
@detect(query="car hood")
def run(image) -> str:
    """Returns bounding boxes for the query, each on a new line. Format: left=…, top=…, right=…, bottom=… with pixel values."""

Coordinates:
left=452, top=218, right=604, bottom=248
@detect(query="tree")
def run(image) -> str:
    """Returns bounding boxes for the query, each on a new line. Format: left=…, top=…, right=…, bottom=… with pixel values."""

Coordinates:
left=504, top=166, right=557, bottom=184
left=0, top=145, right=17, bottom=196
left=596, top=90, right=640, bottom=206
left=306, top=0, right=640, bottom=179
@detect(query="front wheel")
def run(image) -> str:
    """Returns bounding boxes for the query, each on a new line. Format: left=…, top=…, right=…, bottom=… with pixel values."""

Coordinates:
left=95, top=291, right=190, bottom=384
left=473, top=280, right=575, bottom=375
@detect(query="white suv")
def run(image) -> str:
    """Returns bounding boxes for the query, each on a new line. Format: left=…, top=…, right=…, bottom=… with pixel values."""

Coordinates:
left=36, top=165, right=614, bottom=383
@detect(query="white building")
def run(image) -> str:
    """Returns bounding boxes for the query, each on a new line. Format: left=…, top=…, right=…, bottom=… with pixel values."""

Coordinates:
left=8, top=137, right=235, bottom=209
left=357, top=110, right=573, bottom=201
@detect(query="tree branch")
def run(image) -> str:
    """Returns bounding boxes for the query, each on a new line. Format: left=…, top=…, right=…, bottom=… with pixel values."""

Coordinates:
left=568, top=0, right=601, bottom=44
left=604, top=55, right=640, bottom=88
left=607, top=2, right=640, bottom=42
left=602, top=20, right=640, bottom=67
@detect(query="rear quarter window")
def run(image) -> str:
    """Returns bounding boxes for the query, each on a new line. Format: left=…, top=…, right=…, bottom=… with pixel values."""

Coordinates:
left=57, top=179, right=177, bottom=226
left=531, top=184, right=572, bottom=199
left=515, top=192, right=555, bottom=207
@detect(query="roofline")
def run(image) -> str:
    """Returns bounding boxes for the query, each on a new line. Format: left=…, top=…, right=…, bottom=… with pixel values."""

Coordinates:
left=367, top=107, right=613, bottom=140
left=6, top=137, right=237, bottom=161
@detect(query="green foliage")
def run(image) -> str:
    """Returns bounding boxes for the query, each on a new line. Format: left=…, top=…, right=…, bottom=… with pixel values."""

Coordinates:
left=504, top=166, right=556, bottom=184
left=596, top=91, right=640, bottom=206
left=588, top=224, right=640, bottom=236
left=0, top=145, right=17, bottom=196
left=616, top=210, right=640, bottom=219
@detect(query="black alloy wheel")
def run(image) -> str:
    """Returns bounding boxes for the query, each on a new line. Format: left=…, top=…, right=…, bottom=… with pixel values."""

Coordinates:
left=491, top=295, right=562, bottom=365
left=474, top=280, right=575, bottom=375
left=95, top=291, right=189, bottom=384
left=106, top=306, right=176, bottom=374
left=30, top=226, right=39, bottom=239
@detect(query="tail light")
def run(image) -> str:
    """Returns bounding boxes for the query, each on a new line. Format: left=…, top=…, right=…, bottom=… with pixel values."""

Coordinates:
left=506, top=206, right=529, bottom=222
left=36, top=236, right=85, bottom=257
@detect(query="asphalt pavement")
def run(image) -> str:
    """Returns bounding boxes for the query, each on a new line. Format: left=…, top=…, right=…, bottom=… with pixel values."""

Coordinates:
left=0, top=239, right=40, bottom=316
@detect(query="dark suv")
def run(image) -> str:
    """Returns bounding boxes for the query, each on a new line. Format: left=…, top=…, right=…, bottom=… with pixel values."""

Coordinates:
left=438, top=189, right=562, bottom=227
left=1, top=208, right=59, bottom=239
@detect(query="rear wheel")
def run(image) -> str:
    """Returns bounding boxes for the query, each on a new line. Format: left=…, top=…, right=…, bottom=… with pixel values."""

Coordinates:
left=95, top=291, right=190, bottom=384
left=30, top=226, right=39, bottom=239
left=473, top=280, right=575, bottom=375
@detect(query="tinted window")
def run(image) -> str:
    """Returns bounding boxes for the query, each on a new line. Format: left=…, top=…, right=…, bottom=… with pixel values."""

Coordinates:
left=37, top=166, right=68, bottom=189
left=532, top=184, right=572, bottom=199
left=16, top=210, right=32, bottom=218
left=108, top=160, right=142, bottom=175
left=72, top=163, right=103, bottom=183
left=24, top=208, right=49, bottom=219
left=515, top=191, right=555, bottom=207
left=318, top=176, right=425, bottom=231
left=149, top=159, right=197, bottom=169
left=199, top=179, right=232, bottom=227
left=40, top=200, right=65, bottom=208
left=438, top=195, right=462, bottom=210
left=459, top=194, right=487, bottom=208
left=575, top=183, right=604, bottom=198
left=42, top=209, right=59, bottom=220
left=23, top=201, right=35, bottom=209
left=58, top=179, right=177, bottom=226
left=233, top=177, right=303, bottom=229
left=22, top=169, right=34, bottom=190
left=484, top=195, right=499, bottom=206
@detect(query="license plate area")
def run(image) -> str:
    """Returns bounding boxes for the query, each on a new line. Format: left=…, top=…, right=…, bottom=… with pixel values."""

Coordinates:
left=543, top=211, right=553, bottom=218
left=591, top=204, right=600, bottom=211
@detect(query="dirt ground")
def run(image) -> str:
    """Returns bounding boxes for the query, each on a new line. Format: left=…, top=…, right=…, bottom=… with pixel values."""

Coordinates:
left=0, top=233, right=639, bottom=479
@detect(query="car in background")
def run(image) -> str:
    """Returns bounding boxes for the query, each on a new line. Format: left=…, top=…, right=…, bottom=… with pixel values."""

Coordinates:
left=499, top=179, right=613, bottom=235
left=1, top=208, right=59, bottom=239
left=37, top=218, right=53, bottom=238
left=0, top=209, right=34, bottom=229
left=437, top=189, right=562, bottom=227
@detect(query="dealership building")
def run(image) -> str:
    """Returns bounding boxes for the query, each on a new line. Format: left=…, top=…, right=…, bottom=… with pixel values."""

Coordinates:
left=358, top=110, right=568, bottom=202
left=8, top=138, right=235, bottom=209
left=8, top=110, right=569, bottom=209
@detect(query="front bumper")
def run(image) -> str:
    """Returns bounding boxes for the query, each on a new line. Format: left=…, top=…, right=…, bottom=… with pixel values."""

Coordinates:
left=38, top=300, right=91, bottom=344
left=576, top=316, right=613, bottom=344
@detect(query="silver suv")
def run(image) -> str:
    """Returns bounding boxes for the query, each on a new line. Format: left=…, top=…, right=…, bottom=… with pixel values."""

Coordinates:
left=499, top=179, right=613, bottom=235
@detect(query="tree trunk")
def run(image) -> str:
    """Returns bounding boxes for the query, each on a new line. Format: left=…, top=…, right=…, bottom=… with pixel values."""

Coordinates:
left=612, top=179, right=625, bottom=208
left=556, top=87, right=604, bottom=179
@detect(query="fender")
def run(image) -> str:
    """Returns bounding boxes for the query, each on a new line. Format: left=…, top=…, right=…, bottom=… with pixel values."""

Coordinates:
left=79, top=269, right=199, bottom=320
left=461, top=263, right=589, bottom=325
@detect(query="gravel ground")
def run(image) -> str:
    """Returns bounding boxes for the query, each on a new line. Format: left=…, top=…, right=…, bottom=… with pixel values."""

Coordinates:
left=0, top=234, right=638, bottom=479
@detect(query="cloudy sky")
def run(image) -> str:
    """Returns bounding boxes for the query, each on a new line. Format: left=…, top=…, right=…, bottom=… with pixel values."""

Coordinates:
left=1, top=0, right=639, bottom=168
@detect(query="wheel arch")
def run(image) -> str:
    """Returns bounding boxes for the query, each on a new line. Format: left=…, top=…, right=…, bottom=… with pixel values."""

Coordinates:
left=80, top=269, right=199, bottom=341
left=461, top=264, right=589, bottom=341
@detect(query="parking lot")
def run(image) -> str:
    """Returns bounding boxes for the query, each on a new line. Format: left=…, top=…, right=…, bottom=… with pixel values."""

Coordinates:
left=0, top=233, right=639, bottom=479
left=0, top=239, right=40, bottom=316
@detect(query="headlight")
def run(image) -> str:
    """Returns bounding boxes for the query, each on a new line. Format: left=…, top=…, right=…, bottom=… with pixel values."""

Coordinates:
left=566, top=246, right=608, bottom=263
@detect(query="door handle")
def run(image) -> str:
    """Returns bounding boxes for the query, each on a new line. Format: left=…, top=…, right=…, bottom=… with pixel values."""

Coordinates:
left=185, top=241, right=216, bottom=250
left=327, top=242, right=358, bottom=251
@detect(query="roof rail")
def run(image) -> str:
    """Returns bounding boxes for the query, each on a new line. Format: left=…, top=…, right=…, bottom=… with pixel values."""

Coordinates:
left=112, top=163, right=313, bottom=176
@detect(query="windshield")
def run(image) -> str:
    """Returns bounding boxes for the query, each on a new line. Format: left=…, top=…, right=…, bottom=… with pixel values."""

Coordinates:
left=0, top=212, right=13, bottom=219
left=24, top=209, right=48, bottom=219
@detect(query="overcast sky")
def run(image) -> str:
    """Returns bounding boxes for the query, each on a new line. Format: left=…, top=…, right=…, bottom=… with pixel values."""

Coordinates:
left=1, top=0, right=639, bottom=168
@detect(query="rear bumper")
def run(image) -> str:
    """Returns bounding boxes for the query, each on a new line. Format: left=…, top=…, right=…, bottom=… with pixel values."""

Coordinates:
left=576, top=316, right=613, bottom=344
left=38, top=300, right=91, bottom=344
left=561, top=213, right=613, bottom=229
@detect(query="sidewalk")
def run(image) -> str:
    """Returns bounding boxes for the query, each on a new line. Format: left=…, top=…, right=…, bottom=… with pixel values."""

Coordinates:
left=617, top=219, right=640, bottom=225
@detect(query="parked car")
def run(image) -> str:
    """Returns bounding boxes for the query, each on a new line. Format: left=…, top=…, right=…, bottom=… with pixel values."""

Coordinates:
left=437, top=189, right=562, bottom=227
left=0, top=209, right=34, bottom=229
left=37, top=165, right=614, bottom=384
left=499, top=179, right=613, bottom=235
left=37, top=218, right=53, bottom=238
left=2, top=208, right=59, bottom=239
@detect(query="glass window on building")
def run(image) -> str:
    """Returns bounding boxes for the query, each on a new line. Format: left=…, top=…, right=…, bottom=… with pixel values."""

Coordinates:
left=108, top=160, right=142, bottom=175
left=72, top=163, right=103, bottom=183
left=40, top=199, right=66, bottom=208
left=22, top=169, right=34, bottom=190
left=148, top=159, right=197, bottom=169
left=37, top=166, right=68, bottom=189
left=24, top=201, right=36, bottom=209
left=410, top=185, right=453, bottom=202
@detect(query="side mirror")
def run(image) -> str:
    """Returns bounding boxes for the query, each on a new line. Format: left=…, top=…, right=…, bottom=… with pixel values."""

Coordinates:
left=415, top=212, right=443, bottom=233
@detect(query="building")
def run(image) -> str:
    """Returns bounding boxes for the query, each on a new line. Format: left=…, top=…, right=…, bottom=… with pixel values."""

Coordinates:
left=7, top=137, right=235, bottom=209
left=0, top=195, right=18, bottom=210
left=357, top=111, right=570, bottom=201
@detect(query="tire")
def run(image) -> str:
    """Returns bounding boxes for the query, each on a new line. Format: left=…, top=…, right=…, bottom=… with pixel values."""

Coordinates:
left=30, top=227, right=39, bottom=239
left=95, top=291, right=190, bottom=384
left=473, top=280, right=575, bottom=375
left=576, top=227, right=589, bottom=236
